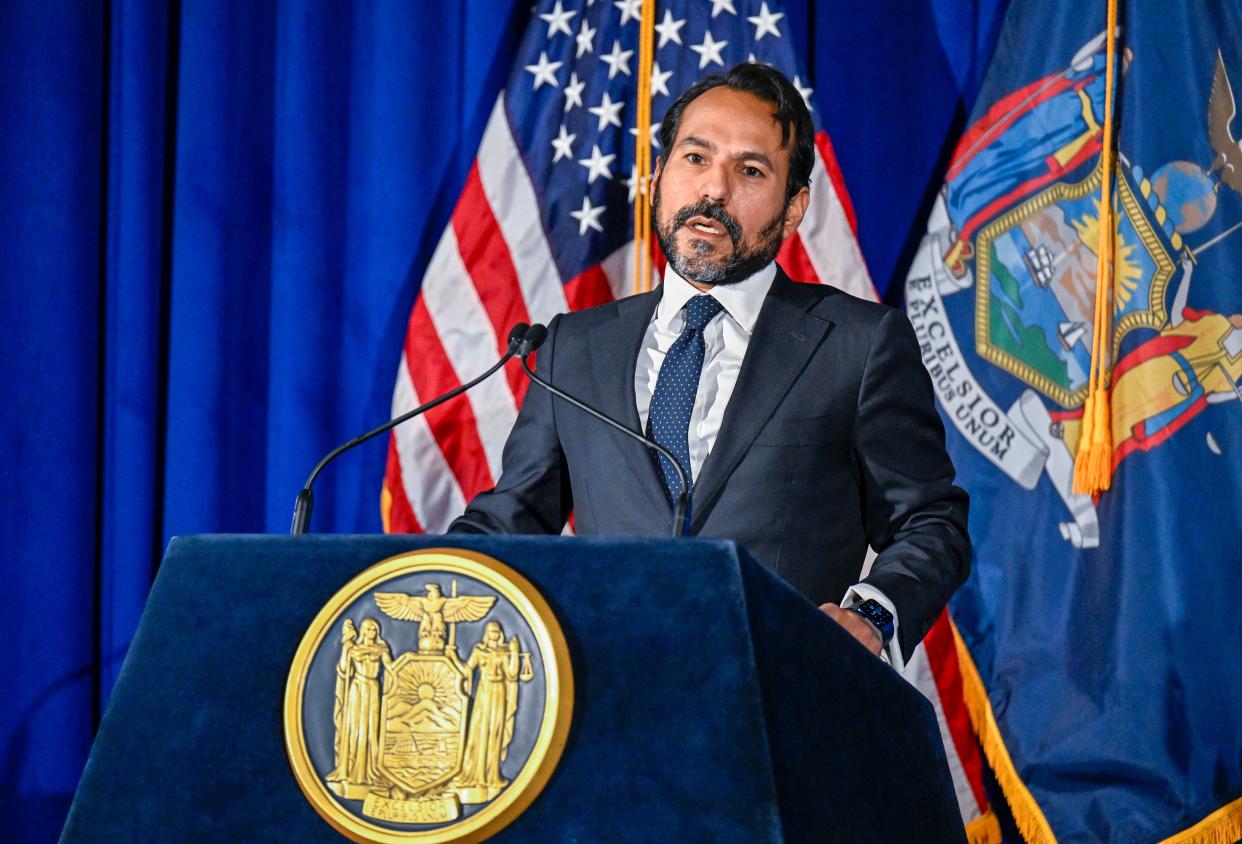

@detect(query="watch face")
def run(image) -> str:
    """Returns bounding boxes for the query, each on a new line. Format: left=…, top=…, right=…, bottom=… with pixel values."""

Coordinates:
left=851, top=600, right=894, bottom=646
left=857, top=600, right=892, bottom=626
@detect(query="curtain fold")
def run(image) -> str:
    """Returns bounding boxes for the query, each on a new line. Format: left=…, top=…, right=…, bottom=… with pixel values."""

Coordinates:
left=1, top=3, right=108, bottom=840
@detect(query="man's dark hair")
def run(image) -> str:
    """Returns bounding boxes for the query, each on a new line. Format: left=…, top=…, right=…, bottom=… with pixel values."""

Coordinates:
left=657, top=62, right=815, bottom=202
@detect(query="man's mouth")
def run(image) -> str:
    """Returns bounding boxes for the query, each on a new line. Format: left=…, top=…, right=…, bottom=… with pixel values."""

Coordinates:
left=685, top=215, right=726, bottom=237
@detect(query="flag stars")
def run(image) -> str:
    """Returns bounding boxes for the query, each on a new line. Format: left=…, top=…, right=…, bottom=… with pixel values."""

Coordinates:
left=551, top=124, right=576, bottom=162
left=707, top=0, right=737, bottom=18
left=524, top=51, right=562, bottom=90
left=539, top=0, right=576, bottom=39
left=622, top=164, right=640, bottom=202
left=570, top=195, right=606, bottom=234
left=747, top=2, right=784, bottom=40
left=629, top=121, right=662, bottom=149
left=575, top=18, right=596, bottom=58
left=691, top=31, right=728, bottom=69
left=615, top=0, right=642, bottom=25
left=649, top=61, right=673, bottom=97
left=654, top=10, right=686, bottom=48
left=578, top=144, right=616, bottom=183
left=792, top=74, right=814, bottom=106
left=599, top=39, right=634, bottom=78
left=588, top=91, right=625, bottom=130
left=563, top=71, right=585, bottom=111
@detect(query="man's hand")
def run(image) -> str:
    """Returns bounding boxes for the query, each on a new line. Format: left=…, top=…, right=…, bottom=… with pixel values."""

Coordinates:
left=819, top=603, right=883, bottom=656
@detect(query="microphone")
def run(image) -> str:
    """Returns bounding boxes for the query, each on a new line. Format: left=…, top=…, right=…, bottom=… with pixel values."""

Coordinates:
left=518, top=323, right=548, bottom=357
left=290, top=323, right=530, bottom=534
left=517, top=323, right=690, bottom=538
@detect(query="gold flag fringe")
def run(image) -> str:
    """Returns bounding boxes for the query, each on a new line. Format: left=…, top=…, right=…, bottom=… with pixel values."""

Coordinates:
left=950, top=617, right=1058, bottom=843
left=966, top=809, right=1003, bottom=844
left=1159, top=797, right=1242, bottom=844
left=953, top=615, right=1242, bottom=843
left=1073, top=0, right=1120, bottom=495
left=380, top=484, right=393, bottom=533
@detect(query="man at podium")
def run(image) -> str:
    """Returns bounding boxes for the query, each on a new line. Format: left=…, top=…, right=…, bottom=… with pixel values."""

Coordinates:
left=451, top=63, right=970, bottom=673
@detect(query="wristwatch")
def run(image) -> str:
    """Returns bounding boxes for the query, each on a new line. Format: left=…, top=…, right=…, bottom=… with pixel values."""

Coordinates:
left=848, top=599, right=894, bottom=647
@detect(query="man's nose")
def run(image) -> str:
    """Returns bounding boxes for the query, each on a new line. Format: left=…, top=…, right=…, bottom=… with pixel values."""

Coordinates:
left=698, top=162, right=731, bottom=204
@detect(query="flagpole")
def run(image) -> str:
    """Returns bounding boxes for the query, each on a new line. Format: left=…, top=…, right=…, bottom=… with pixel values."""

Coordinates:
left=632, top=0, right=657, bottom=295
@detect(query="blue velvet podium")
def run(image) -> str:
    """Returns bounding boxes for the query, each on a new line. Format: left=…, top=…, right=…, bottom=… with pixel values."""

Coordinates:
left=61, top=535, right=964, bottom=842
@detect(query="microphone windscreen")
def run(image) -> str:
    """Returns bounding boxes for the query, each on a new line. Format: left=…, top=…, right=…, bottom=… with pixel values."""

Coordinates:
left=520, top=324, right=549, bottom=356
left=506, top=322, right=530, bottom=353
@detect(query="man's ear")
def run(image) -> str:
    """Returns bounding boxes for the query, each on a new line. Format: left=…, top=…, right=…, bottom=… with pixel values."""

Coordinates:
left=782, top=185, right=810, bottom=239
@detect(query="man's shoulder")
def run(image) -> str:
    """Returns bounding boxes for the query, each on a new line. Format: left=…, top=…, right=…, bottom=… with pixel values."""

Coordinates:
left=777, top=269, right=897, bottom=329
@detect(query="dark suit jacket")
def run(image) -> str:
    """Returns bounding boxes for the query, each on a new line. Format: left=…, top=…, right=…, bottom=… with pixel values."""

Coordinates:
left=451, top=266, right=970, bottom=661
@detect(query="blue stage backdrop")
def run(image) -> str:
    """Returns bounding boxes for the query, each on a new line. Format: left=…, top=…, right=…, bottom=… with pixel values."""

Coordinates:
left=0, top=1, right=1005, bottom=839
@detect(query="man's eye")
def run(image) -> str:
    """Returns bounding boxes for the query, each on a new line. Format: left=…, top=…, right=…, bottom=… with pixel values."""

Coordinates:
left=686, top=152, right=705, bottom=164
left=742, top=166, right=763, bottom=177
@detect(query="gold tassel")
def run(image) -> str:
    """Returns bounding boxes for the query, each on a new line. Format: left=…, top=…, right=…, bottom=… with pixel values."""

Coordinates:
left=631, top=0, right=658, bottom=294
left=1073, top=0, right=1120, bottom=495
left=1073, top=380, right=1114, bottom=495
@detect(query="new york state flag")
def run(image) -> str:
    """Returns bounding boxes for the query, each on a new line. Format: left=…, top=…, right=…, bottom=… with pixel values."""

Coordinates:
left=906, top=0, right=1242, bottom=841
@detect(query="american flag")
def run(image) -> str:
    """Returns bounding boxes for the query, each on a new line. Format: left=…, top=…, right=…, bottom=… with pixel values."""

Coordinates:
left=380, top=1, right=994, bottom=836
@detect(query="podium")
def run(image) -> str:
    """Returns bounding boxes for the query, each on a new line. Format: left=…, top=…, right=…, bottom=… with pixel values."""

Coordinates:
left=61, top=535, right=964, bottom=842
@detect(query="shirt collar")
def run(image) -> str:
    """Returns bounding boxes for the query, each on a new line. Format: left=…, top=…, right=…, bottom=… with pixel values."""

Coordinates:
left=654, top=261, right=777, bottom=335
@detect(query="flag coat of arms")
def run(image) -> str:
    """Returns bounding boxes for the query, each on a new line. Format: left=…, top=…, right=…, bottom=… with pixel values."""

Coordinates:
left=907, top=0, right=1242, bottom=840
left=380, top=0, right=996, bottom=837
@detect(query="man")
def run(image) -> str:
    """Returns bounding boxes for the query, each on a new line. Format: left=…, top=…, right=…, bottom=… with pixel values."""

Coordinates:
left=451, top=63, right=969, bottom=669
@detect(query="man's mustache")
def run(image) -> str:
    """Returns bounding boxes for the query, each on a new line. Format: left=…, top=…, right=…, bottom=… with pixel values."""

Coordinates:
left=670, top=201, right=743, bottom=246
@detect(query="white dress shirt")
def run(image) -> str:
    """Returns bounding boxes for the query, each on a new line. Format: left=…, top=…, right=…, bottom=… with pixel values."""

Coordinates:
left=633, top=262, right=905, bottom=670
left=635, top=263, right=776, bottom=476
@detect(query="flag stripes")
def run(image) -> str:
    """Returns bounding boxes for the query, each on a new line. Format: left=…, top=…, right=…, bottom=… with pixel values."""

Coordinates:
left=451, top=162, right=534, bottom=402
left=477, top=97, right=571, bottom=324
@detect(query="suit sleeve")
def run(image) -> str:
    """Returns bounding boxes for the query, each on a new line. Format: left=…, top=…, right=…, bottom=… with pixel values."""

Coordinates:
left=852, top=308, right=971, bottom=663
left=448, top=314, right=572, bottom=535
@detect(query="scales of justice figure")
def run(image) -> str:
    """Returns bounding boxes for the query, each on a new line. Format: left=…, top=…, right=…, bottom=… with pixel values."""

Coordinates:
left=325, top=582, right=535, bottom=813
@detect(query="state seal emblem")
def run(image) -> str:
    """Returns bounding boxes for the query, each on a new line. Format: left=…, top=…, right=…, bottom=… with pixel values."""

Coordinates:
left=284, top=549, right=573, bottom=843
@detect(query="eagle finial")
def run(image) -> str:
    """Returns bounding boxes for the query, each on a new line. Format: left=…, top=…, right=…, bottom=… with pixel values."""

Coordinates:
left=1207, top=50, right=1242, bottom=195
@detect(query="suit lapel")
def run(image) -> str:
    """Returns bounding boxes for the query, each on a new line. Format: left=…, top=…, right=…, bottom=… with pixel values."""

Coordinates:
left=586, top=289, right=670, bottom=521
left=690, top=269, right=835, bottom=531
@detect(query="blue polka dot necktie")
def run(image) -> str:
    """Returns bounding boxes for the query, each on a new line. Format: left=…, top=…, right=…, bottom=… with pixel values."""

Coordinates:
left=647, top=294, right=724, bottom=506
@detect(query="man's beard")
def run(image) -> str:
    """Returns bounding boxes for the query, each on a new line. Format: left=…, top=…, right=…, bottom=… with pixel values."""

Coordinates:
left=651, top=182, right=786, bottom=287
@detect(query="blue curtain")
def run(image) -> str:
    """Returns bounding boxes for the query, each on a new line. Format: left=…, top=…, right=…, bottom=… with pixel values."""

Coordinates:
left=0, top=1, right=1004, bottom=839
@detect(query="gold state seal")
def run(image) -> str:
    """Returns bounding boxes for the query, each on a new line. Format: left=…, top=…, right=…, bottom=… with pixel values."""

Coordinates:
left=285, top=549, right=573, bottom=843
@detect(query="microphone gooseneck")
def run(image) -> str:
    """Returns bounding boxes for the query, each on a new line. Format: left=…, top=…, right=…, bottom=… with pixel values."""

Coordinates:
left=290, top=322, right=530, bottom=534
left=518, top=324, right=690, bottom=538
